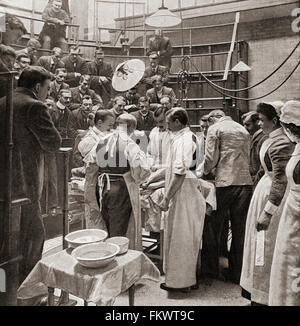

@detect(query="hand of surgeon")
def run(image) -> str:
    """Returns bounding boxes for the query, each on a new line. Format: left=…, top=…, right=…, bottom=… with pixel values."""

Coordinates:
left=159, top=196, right=169, bottom=212
left=256, top=211, right=272, bottom=232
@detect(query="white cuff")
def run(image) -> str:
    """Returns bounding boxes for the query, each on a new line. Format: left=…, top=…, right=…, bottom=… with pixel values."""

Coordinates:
left=264, top=201, right=278, bottom=216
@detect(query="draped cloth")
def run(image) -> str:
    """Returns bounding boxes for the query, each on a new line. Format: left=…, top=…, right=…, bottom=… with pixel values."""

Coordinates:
left=17, top=250, right=160, bottom=306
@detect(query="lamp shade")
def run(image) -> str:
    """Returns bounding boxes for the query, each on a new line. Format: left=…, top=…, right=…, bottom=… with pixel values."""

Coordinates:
left=232, top=61, right=251, bottom=72
left=145, top=8, right=182, bottom=28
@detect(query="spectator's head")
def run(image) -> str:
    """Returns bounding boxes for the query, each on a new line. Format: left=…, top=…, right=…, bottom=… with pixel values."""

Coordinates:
left=160, top=96, right=172, bottom=110
left=154, top=106, right=169, bottom=132
left=45, top=97, right=55, bottom=110
left=152, top=75, right=163, bottom=91
left=95, top=50, right=105, bottom=65
left=207, top=110, right=225, bottom=125
left=280, top=100, right=300, bottom=143
left=116, top=113, right=137, bottom=135
left=52, top=0, right=63, bottom=11
left=18, top=66, right=51, bottom=102
left=138, top=97, right=150, bottom=116
left=149, top=53, right=159, bottom=69
left=16, top=53, right=31, bottom=70
left=154, top=29, right=163, bottom=38
left=81, top=95, right=93, bottom=113
left=94, top=110, right=115, bottom=132
left=3, top=14, right=27, bottom=45
left=26, top=38, right=41, bottom=56
left=0, top=45, right=16, bottom=71
left=52, top=47, right=63, bottom=62
left=256, top=102, right=282, bottom=136
left=241, top=111, right=261, bottom=136
left=126, top=87, right=138, bottom=100
left=58, top=89, right=72, bottom=108
left=69, top=46, right=80, bottom=62
left=55, top=68, right=67, bottom=84
left=113, top=97, right=126, bottom=114
left=199, top=114, right=209, bottom=137
left=79, top=75, right=91, bottom=92
left=166, top=107, right=189, bottom=132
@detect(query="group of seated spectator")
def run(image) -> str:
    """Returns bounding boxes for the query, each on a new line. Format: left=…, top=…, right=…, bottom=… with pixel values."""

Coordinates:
left=1, top=35, right=176, bottom=216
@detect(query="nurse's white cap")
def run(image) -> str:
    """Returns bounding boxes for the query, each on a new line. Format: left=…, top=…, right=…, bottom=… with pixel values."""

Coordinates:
left=280, top=100, right=300, bottom=126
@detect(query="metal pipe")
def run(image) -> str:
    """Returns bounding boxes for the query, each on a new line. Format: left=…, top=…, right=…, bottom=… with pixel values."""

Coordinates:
left=58, top=148, right=73, bottom=250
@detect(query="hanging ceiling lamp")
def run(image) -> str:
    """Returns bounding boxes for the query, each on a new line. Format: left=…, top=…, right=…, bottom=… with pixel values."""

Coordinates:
left=145, top=0, right=182, bottom=28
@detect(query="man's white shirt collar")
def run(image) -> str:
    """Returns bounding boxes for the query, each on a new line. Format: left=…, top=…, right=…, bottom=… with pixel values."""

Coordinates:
left=57, top=101, right=65, bottom=111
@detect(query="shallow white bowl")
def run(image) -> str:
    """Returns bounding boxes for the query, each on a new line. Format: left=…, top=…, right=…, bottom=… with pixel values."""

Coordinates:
left=72, top=242, right=120, bottom=269
left=65, top=229, right=108, bottom=248
left=106, top=237, right=129, bottom=255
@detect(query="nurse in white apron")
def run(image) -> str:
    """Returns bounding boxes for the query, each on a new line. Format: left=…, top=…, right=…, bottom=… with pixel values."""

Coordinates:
left=240, top=102, right=294, bottom=305
left=269, top=100, right=300, bottom=306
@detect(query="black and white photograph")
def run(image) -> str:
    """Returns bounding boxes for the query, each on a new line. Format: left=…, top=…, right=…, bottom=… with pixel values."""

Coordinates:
left=0, top=0, right=299, bottom=311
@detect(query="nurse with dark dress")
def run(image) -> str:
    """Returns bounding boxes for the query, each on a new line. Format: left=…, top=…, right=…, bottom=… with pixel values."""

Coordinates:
left=269, top=100, right=300, bottom=306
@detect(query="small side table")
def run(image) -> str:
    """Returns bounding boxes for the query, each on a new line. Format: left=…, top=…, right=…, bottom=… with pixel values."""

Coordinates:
left=18, top=249, right=160, bottom=306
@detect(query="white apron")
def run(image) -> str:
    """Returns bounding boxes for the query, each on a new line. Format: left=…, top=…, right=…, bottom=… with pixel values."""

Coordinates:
left=240, top=137, right=289, bottom=305
left=240, top=138, right=273, bottom=296
left=269, top=144, right=300, bottom=306
left=163, top=130, right=206, bottom=289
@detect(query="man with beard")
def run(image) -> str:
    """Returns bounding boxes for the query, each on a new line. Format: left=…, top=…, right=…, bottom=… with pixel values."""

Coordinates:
left=242, top=112, right=268, bottom=184
left=88, top=50, right=113, bottom=106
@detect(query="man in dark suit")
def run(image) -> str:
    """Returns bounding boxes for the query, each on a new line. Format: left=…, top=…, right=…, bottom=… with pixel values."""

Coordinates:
left=142, top=53, right=169, bottom=90
left=1, top=13, right=27, bottom=46
left=147, top=29, right=173, bottom=70
left=146, top=76, right=176, bottom=111
left=109, top=96, right=126, bottom=127
left=15, top=38, right=41, bottom=66
left=242, top=112, right=268, bottom=185
left=124, top=87, right=140, bottom=113
left=48, top=68, right=69, bottom=101
left=131, top=97, right=155, bottom=133
left=69, top=95, right=93, bottom=141
left=0, top=45, right=16, bottom=98
left=62, top=46, right=89, bottom=88
left=13, top=54, right=31, bottom=88
left=50, top=88, right=73, bottom=145
left=88, top=50, right=113, bottom=106
left=37, top=47, right=65, bottom=77
left=39, top=0, right=70, bottom=51
left=70, top=75, right=103, bottom=111
left=0, top=66, right=61, bottom=284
